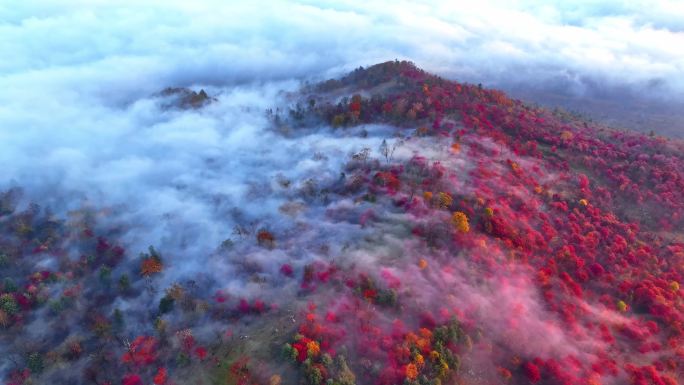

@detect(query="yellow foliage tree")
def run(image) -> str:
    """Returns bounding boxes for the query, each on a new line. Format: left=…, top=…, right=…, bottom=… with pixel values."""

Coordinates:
left=438, top=192, right=453, bottom=209
left=405, top=363, right=418, bottom=380
left=141, top=258, right=163, bottom=276
left=415, top=353, right=425, bottom=368
left=438, top=360, right=450, bottom=378
left=617, top=300, right=628, bottom=312
left=270, top=375, right=282, bottom=385
left=451, top=211, right=470, bottom=233
left=560, top=130, right=574, bottom=141
left=307, top=340, right=320, bottom=358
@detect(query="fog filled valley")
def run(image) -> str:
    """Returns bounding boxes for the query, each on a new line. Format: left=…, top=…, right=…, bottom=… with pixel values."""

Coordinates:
left=1, top=60, right=683, bottom=385
left=2, top=2, right=684, bottom=385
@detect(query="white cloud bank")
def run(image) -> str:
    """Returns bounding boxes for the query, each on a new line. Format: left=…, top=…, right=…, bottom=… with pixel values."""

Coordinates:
left=2, top=0, right=683, bottom=102
left=1, top=0, right=682, bottom=261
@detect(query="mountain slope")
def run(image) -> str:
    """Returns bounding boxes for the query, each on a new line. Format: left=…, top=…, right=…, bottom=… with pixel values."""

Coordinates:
left=1, top=61, right=683, bottom=385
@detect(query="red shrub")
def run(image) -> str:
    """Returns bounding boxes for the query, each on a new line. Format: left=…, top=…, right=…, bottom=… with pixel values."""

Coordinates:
left=523, top=362, right=541, bottom=383
left=121, top=336, right=157, bottom=366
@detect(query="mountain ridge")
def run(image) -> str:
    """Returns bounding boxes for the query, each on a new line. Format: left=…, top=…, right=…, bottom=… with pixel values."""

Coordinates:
left=1, top=62, right=683, bottom=385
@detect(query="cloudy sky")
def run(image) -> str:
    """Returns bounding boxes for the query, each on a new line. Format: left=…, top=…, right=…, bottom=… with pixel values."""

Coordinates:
left=2, top=0, right=683, bottom=102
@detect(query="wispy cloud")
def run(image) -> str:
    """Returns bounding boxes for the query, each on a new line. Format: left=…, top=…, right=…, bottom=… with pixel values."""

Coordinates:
left=2, top=0, right=681, bottom=284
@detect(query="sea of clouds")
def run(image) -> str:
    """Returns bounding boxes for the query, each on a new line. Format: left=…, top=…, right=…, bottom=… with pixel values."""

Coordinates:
left=2, top=0, right=682, bottom=218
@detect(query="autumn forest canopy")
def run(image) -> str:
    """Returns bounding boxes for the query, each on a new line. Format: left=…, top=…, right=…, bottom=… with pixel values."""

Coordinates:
left=0, top=59, right=683, bottom=385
